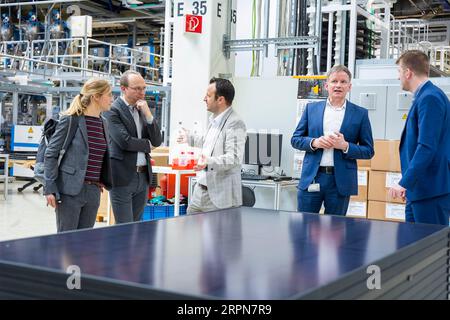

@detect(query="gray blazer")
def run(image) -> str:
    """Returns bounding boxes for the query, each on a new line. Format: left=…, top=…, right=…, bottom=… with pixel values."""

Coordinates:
left=188, top=108, right=247, bottom=209
left=44, top=115, right=112, bottom=196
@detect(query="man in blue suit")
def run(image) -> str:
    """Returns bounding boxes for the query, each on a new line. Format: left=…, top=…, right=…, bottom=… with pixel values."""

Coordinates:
left=389, top=50, right=450, bottom=226
left=291, top=65, right=374, bottom=215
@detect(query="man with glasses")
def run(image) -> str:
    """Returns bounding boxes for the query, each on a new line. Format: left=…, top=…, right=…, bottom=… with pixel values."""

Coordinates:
left=104, top=70, right=162, bottom=223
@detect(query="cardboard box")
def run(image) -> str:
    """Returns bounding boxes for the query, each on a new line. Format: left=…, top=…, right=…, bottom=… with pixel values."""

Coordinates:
left=371, top=140, right=401, bottom=172
left=351, top=168, right=369, bottom=202
left=152, top=146, right=170, bottom=154
left=368, top=170, right=405, bottom=204
left=152, top=155, right=169, bottom=167
left=346, top=201, right=367, bottom=218
left=97, top=191, right=114, bottom=223
left=357, top=159, right=371, bottom=168
left=368, top=200, right=405, bottom=222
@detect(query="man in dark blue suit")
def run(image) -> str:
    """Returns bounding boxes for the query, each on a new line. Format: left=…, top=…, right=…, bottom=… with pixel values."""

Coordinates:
left=389, top=50, right=450, bottom=226
left=291, top=65, right=374, bottom=216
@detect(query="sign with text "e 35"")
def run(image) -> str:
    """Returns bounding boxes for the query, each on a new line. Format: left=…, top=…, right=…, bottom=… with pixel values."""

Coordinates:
left=185, top=14, right=202, bottom=33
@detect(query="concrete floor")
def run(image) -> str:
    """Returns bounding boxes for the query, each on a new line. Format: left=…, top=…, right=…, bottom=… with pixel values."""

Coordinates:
left=0, top=179, right=106, bottom=242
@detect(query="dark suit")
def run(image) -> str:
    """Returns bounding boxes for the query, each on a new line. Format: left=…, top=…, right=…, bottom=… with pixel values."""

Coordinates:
left=399, top=81, right=450, bottom=225
left=104, top=97, right=162, bottom=223
left=291, top=100, right=374, bottom=215
left=44, top=115, right=112, bottom=232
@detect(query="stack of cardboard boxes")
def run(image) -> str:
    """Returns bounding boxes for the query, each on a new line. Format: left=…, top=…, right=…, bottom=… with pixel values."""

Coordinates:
left=346, top=164, right=370, bottom=219
left=347, top=140, right=406, bottom=222
left=368, top=140, right=406, bottom=222
left=96, top=146, right=171, bottom=224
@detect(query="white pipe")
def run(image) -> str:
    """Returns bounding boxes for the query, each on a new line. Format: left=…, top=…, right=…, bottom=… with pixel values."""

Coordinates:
left=348, top=0, right=357, bottom=77
left=163, top=0, right=172, bottom=86
left=327, top=12, right=334, bottom=72
left=315, top=0, right=322, bottom=74
left=307, top=0, right=315, bottom=75
left=334, top=0, right=342, bottom=65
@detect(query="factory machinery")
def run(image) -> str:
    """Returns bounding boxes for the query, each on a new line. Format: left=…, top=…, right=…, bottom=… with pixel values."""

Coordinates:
left=231, top=0, right=450, bottom=77
left=0, top=1, right=172, bottom=155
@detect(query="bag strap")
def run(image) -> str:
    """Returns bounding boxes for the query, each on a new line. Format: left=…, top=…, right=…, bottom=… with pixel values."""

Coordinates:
left=57, top=116, right=79, bottom=166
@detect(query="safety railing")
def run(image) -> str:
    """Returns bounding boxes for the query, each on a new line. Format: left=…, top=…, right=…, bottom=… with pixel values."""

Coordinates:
left=0, top=36, right=164, bottom=84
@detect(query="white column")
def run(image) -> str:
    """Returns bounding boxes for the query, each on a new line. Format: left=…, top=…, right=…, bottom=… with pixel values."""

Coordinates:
left=170, top=0, right=236, bottom=139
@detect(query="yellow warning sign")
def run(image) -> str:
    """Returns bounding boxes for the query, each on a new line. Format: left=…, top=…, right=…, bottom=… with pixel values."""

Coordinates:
left=312, top=85, right=319, bottom=95
left=28, top=127, right=34, bottom=134
left=402, top=114, right=407, bottom=120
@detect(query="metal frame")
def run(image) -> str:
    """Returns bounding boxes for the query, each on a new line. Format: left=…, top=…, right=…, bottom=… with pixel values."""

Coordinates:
left=223, top=0, right=318, bottom=64
left=224, top=36, right=318, bottom=53
left=0, top=35, right=165, bottom=84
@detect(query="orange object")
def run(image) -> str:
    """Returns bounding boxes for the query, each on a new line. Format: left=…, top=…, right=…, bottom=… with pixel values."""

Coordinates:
left=166, top=173, right=195, bottom=199
left=160, top=174, right=168, bottom=197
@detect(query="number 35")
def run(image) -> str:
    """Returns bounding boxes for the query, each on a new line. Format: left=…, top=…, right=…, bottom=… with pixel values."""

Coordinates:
left=193, top=1, right=207, bottom=15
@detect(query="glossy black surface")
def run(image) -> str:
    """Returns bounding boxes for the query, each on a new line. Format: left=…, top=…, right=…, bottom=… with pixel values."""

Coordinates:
left=0, top=207, right=446, bottom=299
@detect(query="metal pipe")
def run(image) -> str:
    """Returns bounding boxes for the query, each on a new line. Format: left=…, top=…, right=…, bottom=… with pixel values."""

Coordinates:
left=275, top=0, right=281, bottom=41
left=315, top=0, right=322, bottom=74
left=0, top=52, right=110, bottom=75
left=288, top=0, right=298, bottom=75
left=225, top=0, right=233, bottom=53
left=264, top=0, right=270, bottom=57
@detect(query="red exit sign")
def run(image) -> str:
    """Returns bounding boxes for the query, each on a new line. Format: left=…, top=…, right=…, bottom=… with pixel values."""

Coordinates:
left=185, top=14, right=202, bottom=33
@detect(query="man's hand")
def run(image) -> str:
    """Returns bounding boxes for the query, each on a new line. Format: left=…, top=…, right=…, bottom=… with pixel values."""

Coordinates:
left=329, top=132, right=349, bottom=151
left=46, top=194, right=57, bottom=208
left=312, top=136, right=334, bottom=149
left=136, top=99, right=153, bottom=119
left=388, top=184, right=406, bottom=201
left=193, top=154, right=207, bottom=171
left=176, top=128, right=189, bottom=144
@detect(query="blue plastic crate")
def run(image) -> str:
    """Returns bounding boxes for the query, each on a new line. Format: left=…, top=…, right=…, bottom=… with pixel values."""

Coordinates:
left=153, top=205, right=168, bottom=219
left=167, top=204, right=187, bottom=217
left=141, top=205, right=153, bottom=221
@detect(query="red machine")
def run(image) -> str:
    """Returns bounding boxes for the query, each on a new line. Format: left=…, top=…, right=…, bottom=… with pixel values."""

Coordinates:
left=158, top=173, right=194, bottom=199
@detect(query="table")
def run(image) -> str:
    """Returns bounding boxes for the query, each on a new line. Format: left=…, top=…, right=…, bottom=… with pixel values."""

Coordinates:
left=0, top=154, right=9, bottom=200
left=0, top=207, right=448, bottom=299
left=189, top=176, right=298, bottom=210
left=104, top=166, right=196, bottom=225
left=152, top=166, right=195, bottom=217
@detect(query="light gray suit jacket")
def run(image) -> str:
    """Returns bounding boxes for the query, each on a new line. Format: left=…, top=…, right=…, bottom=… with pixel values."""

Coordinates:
left=188, top=108, right=247, bottom=209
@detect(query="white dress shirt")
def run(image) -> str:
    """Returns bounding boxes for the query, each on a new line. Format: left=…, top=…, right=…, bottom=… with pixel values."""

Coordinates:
left=121, top=96, right=152, bottom=167
left=197, top=107, right=232, bottom=186
left=320, top=99, right=347, bottom=167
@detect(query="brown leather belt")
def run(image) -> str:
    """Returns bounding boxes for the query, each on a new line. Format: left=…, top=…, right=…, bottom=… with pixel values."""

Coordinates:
left=85, top=180, right=104, bottom=188
left=136, top=165, right=148, bottom=173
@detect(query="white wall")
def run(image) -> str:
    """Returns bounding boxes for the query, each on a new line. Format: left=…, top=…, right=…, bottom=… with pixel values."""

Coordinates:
left=232, top=76, right=299, bottom=211
left=170, top=0, right=237, bottom=139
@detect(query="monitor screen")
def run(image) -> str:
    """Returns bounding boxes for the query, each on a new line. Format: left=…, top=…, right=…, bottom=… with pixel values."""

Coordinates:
left=244, top=132, right=282, bottom=167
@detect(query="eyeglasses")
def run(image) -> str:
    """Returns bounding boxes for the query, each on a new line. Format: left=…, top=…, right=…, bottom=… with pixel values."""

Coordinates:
left=127, top=86, right=147, bottom=92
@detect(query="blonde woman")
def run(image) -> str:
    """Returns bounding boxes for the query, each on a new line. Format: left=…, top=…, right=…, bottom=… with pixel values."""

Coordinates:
left=44, top=78, right=113, bottom=232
